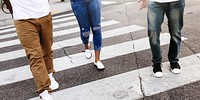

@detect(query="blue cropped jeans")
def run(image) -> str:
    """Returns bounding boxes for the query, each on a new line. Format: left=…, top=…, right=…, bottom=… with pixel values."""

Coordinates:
left=70, top=0, right=102, bottom=50
left=147, top=0, right=185, bottom=63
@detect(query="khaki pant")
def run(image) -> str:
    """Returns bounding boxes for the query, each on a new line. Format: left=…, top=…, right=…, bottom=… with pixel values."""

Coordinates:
left=14, top=13, right=55, bottom=95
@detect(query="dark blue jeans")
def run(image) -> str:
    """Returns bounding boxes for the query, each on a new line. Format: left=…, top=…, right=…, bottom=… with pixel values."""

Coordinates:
left=147, top=0, right=185, bottom=63
left=70, top=0, right=102, bottom=50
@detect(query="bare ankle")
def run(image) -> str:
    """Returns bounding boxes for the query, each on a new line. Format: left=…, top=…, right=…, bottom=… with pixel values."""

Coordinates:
left=84, top=44, right=90, bottom=49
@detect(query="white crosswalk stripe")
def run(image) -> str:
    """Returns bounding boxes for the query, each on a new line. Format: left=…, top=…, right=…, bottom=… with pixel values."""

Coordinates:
left=0, top=0, right=114, bottom=33
left=0, top=14, right=77, bottom=34
left=0, top=3, right=196, bottom=99
left=0, top=33, right=188, bottom=86
left=0, top=1, right=114, bottom=32
left=30, top=53, right=200, bottom=100
left=0, top=19, right=118, bottom=48
left=0, top=24, right=145, bottom=62
left=101, top=1, right=116, bottom=5
left=0, top=17, right=104, bottom=40
left=0, top=25, right=15, bottom=30
left=52, top=13, right=74, bottom=19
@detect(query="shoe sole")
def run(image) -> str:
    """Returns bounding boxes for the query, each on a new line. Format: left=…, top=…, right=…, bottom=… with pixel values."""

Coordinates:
left=94, top=64, right=105, bottom=70
left=153, top=73, right=163, bottom=78
left=171, top=69, right=181, bottom=74
left=152, top=71, right=163, bottom=78
left=86, top=56, right=92, bottom=59
left=152, top=67, right=163, bottom=78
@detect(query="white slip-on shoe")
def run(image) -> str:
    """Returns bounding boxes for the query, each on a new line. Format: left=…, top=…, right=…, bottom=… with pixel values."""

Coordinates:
left=39, top=90, right=54, bottom=100
left=48, top=73, right=59, bottom=90
left=85, top=49, right=92, bottom=59
left=94, top=61, right=105, bottom=70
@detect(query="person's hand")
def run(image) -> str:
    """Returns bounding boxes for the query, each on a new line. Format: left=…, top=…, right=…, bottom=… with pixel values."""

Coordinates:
left=138, top=0, right=147, bottom=10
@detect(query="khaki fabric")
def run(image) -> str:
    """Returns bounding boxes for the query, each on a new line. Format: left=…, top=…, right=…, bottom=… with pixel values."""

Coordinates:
left=14, top=13, right=55, bottom=94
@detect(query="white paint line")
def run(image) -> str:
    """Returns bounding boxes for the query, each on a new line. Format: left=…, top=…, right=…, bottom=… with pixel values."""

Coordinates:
left=0, top=33, right=187, bottom=86
left=0, top=13, right=74, bottom=31
left=0, top=27, right=16, bottom=35
left=0, top=39, right=19, bottom=48
left=124, top=2, right=137, bottom=5
left=0, top=19, right=118, bottom=48
left=140, top=56, right=200, bottom=96
left=53, top=25, right=145, bottom=50
left=53, top=20, right=78, bottom=29
left=52, top=16, right=76, bottom=23
left=29, top=53, right=200, bottom=100
left=0, top=16, right=77, bottom=34
left=0, top=24, right=143, bottom=62
left=30, top=69, right=142, bottom=100
left=0, top=15, right=104, bottom=36
left=0, top=32, right=17, bottom=40
left=52, top=20, right=120, bottom=37
left=0, top=25, right=15, bottom=30
left=53, top=16, right=103, bottom=23
left=102, top=1, right=116, bottom=5
left=52, top=13, right=74, bottom=19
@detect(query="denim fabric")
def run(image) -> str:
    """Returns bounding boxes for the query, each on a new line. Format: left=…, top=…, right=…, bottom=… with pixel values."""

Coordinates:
left=147, top=0, right=185, bottom=63
left=70, top=0, right=102, bottom=50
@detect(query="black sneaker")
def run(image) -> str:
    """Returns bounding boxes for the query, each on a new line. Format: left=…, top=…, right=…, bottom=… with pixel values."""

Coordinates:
left=170, top=62, right=181, bottom=74
left=152, top=63, right=163, bottom=78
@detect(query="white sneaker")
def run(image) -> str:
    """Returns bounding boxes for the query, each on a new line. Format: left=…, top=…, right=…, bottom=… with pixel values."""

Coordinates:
left=48, top=73, right=59, bottom=90
left=94, top=61, right=105, bottom=70
left=85, top=49, right=92, bottom=59
left=170, top=63, right=181, bottom=74
left=153, top=72, right=163, bottom=78
left=39, top=90, right=54, bottom=100
left=152, top=63, right=163, bottom=78
left=171, top=69, right=181, bottom=74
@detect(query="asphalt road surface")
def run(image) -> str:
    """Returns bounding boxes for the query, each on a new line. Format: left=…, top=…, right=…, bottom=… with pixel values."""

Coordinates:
left=0, top=0, right=200, bottom=100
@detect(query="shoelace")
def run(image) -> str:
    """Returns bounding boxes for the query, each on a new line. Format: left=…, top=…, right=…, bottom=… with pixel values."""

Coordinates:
left=171, top=63, right=180, bottom=69
left=153, top=63, right=162, bottom=73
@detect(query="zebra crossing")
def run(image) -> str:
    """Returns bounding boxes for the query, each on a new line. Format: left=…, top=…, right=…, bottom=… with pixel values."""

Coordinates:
left=0, top=1, right=200, bottom=100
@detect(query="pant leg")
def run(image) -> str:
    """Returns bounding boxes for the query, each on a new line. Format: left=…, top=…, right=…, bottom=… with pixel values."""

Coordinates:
left=88, top=0, right=102, bottom=51
left=166, top=0, right=185, bottom=63
left=70, top=0, right=90, bottom=45
left=14, top=19, right=51, bottom=95
left=39, top=13, right=55, bottom=74
left=147, top=1, right=165, bottom=63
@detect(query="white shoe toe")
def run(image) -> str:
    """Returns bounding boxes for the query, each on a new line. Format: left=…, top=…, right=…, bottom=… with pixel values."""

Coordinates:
left=85, top=49, right=92, bottom=59
left=171, top=68, right=181, bottom=74
left=153, top=72, right=163, bottom=78
left=94, top=61, right=105, bottom=70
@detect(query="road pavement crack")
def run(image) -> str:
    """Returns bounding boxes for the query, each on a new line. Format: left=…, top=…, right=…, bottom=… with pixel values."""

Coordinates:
left=131, top=34, right=146, bottom=99
left=138, top=75, right=146, bottom=100
left=125, top=3, right=147, bottom=99
left=132, top=42, right=146, bottom=99
left=58, top=44, right=75, bottom=64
